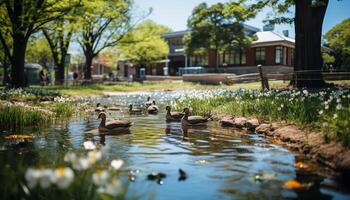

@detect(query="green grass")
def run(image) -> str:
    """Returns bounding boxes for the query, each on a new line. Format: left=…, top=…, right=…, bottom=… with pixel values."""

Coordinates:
left=174, top=88, right=350, bottom=146
left=0, top=105, right=53, bottom=131
left=36, top=81, right=289, bottom=96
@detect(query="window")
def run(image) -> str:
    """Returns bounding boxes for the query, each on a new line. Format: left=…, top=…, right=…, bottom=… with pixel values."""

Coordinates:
left=255, top=48, right=266, bottom=65
left=220, top=51, right=246, bottom=66
left=193, top=54, right=208, bottom=66
left=241, top=53, right=246, bottom=64
left=275, top=46, right=283, bottom=64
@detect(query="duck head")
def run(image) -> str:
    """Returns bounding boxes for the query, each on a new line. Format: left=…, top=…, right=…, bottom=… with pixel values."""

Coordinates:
left=183, top=107, right=190, bottom=115
left=129, top=104, right=133, bottom=111
left=165, top=106, right=171, bottom=112
left=147, top=97, right=151, bottom=101
left=97, top=112, right=107, bottom=120
left=152, top=100, right=156, bottom=105
left=96, top=103, right=101, bottom=107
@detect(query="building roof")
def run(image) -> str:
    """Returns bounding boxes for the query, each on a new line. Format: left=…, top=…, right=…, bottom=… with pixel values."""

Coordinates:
left=162, top=23, right=260, bottom=38
left=253, top=31, right=294, bottom=45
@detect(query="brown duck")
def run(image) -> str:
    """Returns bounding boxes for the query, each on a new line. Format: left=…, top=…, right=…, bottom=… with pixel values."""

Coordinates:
left=166, top=106, right=184, bottom=122
left=97, top=112, right=131, bottom=132
left=181, top=107, right=209, bottom=126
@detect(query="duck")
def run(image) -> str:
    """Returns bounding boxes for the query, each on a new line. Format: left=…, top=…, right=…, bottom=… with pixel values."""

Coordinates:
left=147, top=100, right=159, bottom=114
left=144, top=97, right=153, bottom=108
left=129, top=104, right=143, bottom=115
left=97, top=112, right=131, bottom=132
left=95, top=103, right=105, bottom=112
left=165, top=106, right=184, bottom=122
left=181, top=107, right=209, bottom=126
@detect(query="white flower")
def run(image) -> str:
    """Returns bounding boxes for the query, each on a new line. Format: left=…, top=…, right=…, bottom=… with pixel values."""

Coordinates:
left=83, top=141, right=96, bottom=150
left=88, top=151, right=102, bottom=164
left=97, top=179, right=121, bottom=197
left=51, top=167, right=74, bottom=189
left=325, top=105, right=329, bottom=110
left=25, top=168, right=54, bottom=189
left=277, top=107, right=282, bottom=111
left=336, top=98, right=341, bottom=103
left=92, top=170, right=110, bottom=186
left=280, top=104, right=284, bottom=108
left=322, top=122, right=329, bottom=128
left=336, top=104, right=342, bottom=110
left=319, top=110, right=324, bottom=115
left=64, top=152, right=77, bottom=163
left=333, top=114, right=338, bottom=119
left=303, top=90, right=309, bottom=96
left=111, top=160, right=124, bottom=170
left=73, top=158, right=91, bottom=170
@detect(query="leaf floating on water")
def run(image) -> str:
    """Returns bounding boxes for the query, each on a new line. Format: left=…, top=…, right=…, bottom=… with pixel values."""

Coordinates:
left=283, top=179, right=303, bottom=189
left=294, top=162, right=307, bottom=169
left=5, top=134, right=34, bottom=140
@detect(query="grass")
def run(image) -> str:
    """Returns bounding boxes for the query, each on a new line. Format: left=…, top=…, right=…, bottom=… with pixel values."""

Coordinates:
left=174, top=88, right=350, bottom=146
left=0, top=105, right=53, bottom=131
left=36, top=81, right=289, bottom=96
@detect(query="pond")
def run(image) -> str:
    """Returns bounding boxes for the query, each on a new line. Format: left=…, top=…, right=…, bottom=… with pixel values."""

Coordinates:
left=1, top=91, right=350, bottom=200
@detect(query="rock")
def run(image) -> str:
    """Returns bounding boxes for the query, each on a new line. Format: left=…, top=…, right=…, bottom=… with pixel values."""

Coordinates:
left=255, top=124, right=272, bottom=135
left=272, top=125, right=306, bottom=143
left=314, top=142, right=343, bottom=169
left=246, top=118, right=259, bottom=130
left=233, top=117, right=247, bottom=128
left=220, top=117, right=235, bottom=127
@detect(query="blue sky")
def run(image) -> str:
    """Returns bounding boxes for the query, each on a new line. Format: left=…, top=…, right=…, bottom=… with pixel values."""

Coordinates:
left=133, top=0, right=350, bottom=37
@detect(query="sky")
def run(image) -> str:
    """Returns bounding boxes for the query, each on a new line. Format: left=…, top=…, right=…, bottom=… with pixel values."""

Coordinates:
left=133, top=0, right=350, bottom=38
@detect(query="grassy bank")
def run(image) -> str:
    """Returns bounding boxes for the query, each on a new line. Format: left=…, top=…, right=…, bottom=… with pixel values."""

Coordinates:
left=37, top=81, right=289, bottom=96
left=0, top=89, right=75, bottom=130
left=174, top=88, right=350, bottom=146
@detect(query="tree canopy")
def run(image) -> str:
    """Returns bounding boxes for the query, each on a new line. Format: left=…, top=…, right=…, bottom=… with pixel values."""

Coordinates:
left=324, top=18, right=350, bottom=69
left=119, top=20, right=170, bottom=65
left=25, top=36, right=53, bottom=67
left=0, top=0, right=79, bottom=87
left=76, top=0, right=134, bottom=79
left=184, top=1, right=257, bottom=70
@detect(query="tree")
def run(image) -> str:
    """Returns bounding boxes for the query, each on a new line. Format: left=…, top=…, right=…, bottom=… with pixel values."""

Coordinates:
left=251, top=0, right=346, bottom=87
left=184, top=1, right=257, bottom=71
left=76, top=0, right=134, bottom=80
left=42, top=16, right=76, bottom=84
left=324, top=18, right=350, bottom=70
left=0, top=0, right=79, bottom=88
left=26, top=35, right=53, bottom=67
left=119, top=20, right=170, bottom=66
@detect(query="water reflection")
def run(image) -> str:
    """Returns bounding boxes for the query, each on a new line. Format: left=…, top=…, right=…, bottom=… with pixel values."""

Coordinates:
left=1, top=92, right=350, bottom=200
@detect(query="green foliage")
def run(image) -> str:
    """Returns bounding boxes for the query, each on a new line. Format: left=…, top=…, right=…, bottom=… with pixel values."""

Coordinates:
left=184, top=1, right=256, bottom=65
left=26, top=36, right=54, bottom=67
left=52, top=102, right=74, bottom=118
left=119, top=20, right=170, bottom=64
left=324, top=18, right=350, bottom=69
left=322, top=52, right=335, bottom=64
left=174, top=88, right=350, bottom=146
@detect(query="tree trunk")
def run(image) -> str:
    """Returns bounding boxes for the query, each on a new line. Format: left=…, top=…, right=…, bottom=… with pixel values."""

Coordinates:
left=11, top=33, right=27, bottom=88
left=2, top=54, right=9, bottom=86
left=84, top=52, right=93, bottom=80
left=293, top=0, right=328, bottom=88
left=55, top=62, right=65, bottom=84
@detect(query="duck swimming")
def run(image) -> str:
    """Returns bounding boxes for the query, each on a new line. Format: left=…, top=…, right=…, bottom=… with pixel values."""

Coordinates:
left=95, top=103, right=105, bottom=112
left=129, top=104, right=143, bottom=115
left=181, top=107, right=209, bottom=126
left=147, top=100, right=159, bottom=114
left=97, top=112, right=132, bottom=132
left=144, top=97, right=153, bottom=108
left=165, top=106, right=184, bottom=122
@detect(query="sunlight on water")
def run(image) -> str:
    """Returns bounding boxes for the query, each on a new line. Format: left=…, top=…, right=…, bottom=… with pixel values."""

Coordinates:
left=1, top=91, right=349, bottom=200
